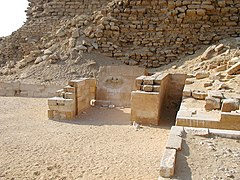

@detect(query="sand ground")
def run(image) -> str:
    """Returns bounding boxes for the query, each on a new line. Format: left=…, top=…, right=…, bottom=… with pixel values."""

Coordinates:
left=174, top=135, right=240, bottom=180
left=0, top=97, right=170, bottom=180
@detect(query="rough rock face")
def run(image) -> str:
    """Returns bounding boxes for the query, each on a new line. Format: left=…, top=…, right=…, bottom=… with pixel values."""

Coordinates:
left=0, top=0, right=239, bottom=69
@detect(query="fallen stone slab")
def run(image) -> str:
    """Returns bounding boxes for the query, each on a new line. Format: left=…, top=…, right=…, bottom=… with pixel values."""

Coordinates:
left=184, top=127, right=209, bottom=137
left=226, top=62, right=240, bottom=75
left=166, top=134, right=182, bottom=151
left=195, top=71, right=210, bottom=79
left=170, top=126, right=184, bottom=137
left=209, top=128, right=240, bottom=139
left=201, top=45, right=216, bottom=60
left=160, top=149, right=176, bottom=178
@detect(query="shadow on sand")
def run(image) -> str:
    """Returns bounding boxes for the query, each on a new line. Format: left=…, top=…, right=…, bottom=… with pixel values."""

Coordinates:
left=52, top=107, right=131, bottom=126
left=173, top=138, right=192, bottom=180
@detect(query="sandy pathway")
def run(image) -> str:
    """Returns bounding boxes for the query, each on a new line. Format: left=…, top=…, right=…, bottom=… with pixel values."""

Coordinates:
left=0, top=97, right=169, bottom=180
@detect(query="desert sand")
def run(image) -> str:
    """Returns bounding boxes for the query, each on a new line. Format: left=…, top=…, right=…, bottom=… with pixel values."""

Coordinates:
left=0, top=97, right=170, bottom=180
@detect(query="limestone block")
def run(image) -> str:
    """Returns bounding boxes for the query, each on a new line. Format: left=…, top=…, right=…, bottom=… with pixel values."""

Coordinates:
left=64, top=86, right=75, bottom=93
left=135, top=75, right=146, bottom=85
left=153, top=85, right=160, bottom=92
left=205, top=96, right=221, bottom=111
left=154, top=73, right=169, bottom=85
left=201, top=45, right=216, bottom=60
left=182, top=86, right=192, bottom=97
left=209, top=128, right=240, bottom=139
left=226, top=62, right=240, bottom=75
left=221, top=99, right=239, bottom=112
left=184, top=127, right=209, bottom=136
left=68, top=79, right=85, bottom=87
left=143, top=76, right=155, bottom=85
left=170, top=126, right=184, bottom=137
left=160, top=149, right=176, bottom=178
left=48, top=109, right=54, bottom=119
left=195, top=71, right=209, bottom=79
left=192, top=90, right=207, bottom=100
left=143, top=85, right=153, bottom=92
left=166, top=134, right=182, bottom=151
left=131, top=91, right=160, bottom=125
left=215, top=64, right=227, bottom=72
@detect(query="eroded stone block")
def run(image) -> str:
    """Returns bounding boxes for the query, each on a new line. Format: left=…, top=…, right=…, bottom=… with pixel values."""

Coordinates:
left=205, top=96, right=221, bottom=111
left=166, top=134, right=182, bottom=151
left=221, top=99, right=239, bottom=112
left=160, top=149, right=176, bottom=178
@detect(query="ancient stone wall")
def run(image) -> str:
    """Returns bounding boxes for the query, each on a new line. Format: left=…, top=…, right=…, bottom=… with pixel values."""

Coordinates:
left=93, top=0, right=240, bottom=67
left=0, top=0, right=239, bottom=68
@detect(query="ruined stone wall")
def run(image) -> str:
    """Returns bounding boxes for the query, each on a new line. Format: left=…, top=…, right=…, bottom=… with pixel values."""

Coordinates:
left=93, top=0, right=240, bottom=67
left=0, top=0, right=239, bottom=68
left=0, top=0, right=111, bottom=64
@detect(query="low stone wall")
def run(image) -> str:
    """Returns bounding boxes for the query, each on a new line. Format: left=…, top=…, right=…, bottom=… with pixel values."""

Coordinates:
left=48, top=78, right=96, bottom=120
left=131, top=73, right=186, bottom=126
left=0, top=81, right=62, bottom=98
left=131, top=73, right=171, bottom=125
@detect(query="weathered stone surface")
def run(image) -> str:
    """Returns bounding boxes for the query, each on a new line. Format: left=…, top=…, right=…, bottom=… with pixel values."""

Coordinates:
left=170, top=126, right=184, bottom=137
left=201, top=45, right=216, bottom=60
left=143, top=76, right=155, bottom=85
left=153, top=85, right=160, bottom=92
left=166, top=134, right=182, bottom=151
left=221, top=99, right=239, bottom=112
left=226, top=62, right=240, bottom=75
left=183, top=86, right=192, bottom=97
left=160, top=149, right=176, bottom=178
left=205, top=96, right=221, bottom=111
left=195, top=71, right=209, bottom=79
left=143, top=85, right=153, bottom=92
left=192, top=90, right=207, bottom=100
left=184, top=127, right=209, bottom=136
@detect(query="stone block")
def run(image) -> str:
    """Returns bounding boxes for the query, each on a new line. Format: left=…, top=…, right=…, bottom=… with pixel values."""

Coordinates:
left=184, top=127, right=209, bottom=137
left=64, top=92, right=75, bottom=99
left=143, top=76, right=155, bottom=85
left=160, top=149, right=176, bottom=178
left=182, top=86, right=192, bottom=97
left=131, top=91, right=160, bottom=125
left=153, top=85, right=160, bottom=92
left=221, top=99, right=239, bottom=112
left=209, top=128, right=240, bottom=139
left=166, top=134, right=182, bottom=151
left=64, top=86, right=75, bottom=93
left=135, top=75, right=146, bottom=85
left=195, top=71, right=209, bottom=79
left=205, top=96, right=221, bottom=111
left=170, top=126, right=184, bottom=137
left=192, top=90, right=207, bottom=100
left=68, top=79, right=85, bottom=87
left=226, top=62, right=240, bottom=75
left=201, top=45, right=216, bottom=60
left=143, top=85, right=153, bottom=92
left=48, top=109, right=54, bottom=119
